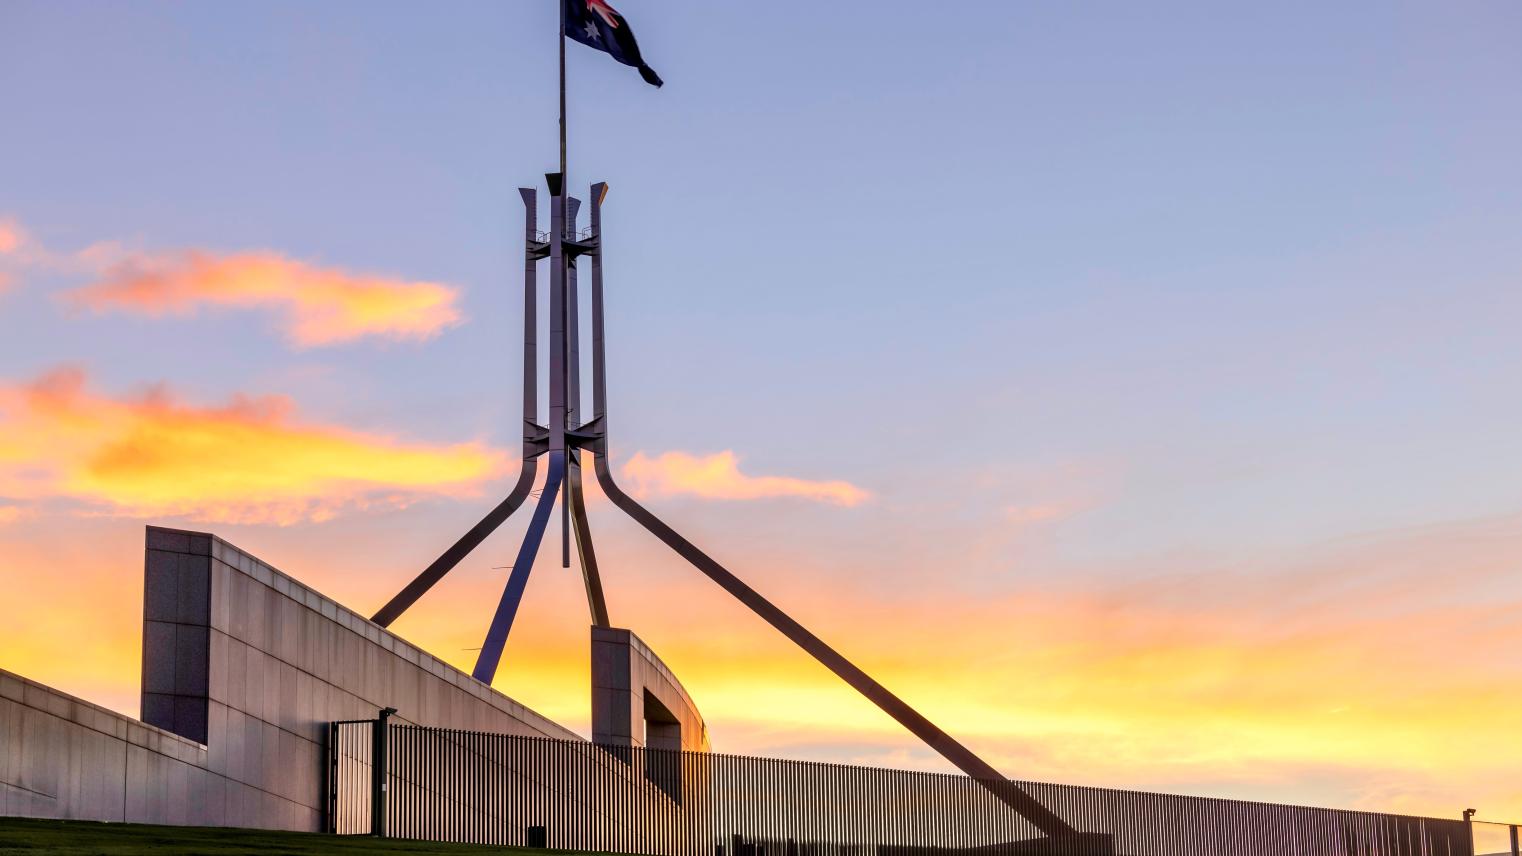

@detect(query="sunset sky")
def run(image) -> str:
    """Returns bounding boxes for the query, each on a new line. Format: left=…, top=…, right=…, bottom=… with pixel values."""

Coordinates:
left=3, top=0, right=1521, bottom=824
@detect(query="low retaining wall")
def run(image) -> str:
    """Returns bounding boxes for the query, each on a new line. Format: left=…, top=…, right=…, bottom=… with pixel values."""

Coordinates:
left=1, top=525, right=579, bottom=830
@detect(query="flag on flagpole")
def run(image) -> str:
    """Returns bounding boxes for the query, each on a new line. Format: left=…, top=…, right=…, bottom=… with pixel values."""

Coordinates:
left=563, top=0, right=663, bottom=87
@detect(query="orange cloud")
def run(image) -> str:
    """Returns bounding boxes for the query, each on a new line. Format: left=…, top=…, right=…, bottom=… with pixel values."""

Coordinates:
left=0, top=366, right=508, bottom=524
left=0, top=215, right=123, bottom=280
left=66, top=251, right=462, bottom=347
left=621, top=450, right=870, bottom=506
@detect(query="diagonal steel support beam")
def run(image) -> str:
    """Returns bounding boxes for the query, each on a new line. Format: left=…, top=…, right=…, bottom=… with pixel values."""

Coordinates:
left=591, top=454, right=1075, bottom=839
left=567, top=455, right=610, bottom=626
left=372, top=466, right=538, bottom=628
left=584, top=181, right=1075, bottom=840
left=472, top=452, right=565, bottom=683
left=468, top=176, right=576, bottom=685
left=372, top=187, right=547, bottom=628
left=565, top=192, right=610, bottom=626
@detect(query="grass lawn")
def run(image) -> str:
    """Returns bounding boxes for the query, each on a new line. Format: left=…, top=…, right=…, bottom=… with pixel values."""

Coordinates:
left=0, top=818, right=587, bottom=855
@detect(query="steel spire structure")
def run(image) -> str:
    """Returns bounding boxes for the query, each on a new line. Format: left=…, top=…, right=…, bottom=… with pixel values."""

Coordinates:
left=369, top=176, right=1078, bottom=840
left=370, top=1, right=1078, bottom=842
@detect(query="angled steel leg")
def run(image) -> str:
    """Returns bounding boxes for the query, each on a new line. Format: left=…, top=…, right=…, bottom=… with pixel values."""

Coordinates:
left=566, top=454, right=609, bottom=626
left=472, top=453, right=565, bottom=683
left=583, top=181, right=1074, bottom=839
left=591, top=454, right=1073, bottom=838
left=372, top=187, right=547, bottom=628
left=371, top=466, right=538, bottom=628
left=564, top=195, right=610, bottom=625
left=469, top=176, right=574, bottom=686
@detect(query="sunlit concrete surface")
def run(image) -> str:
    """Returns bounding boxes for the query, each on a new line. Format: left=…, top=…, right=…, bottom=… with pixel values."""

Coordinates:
left=0, top=525, right=580, bottom=830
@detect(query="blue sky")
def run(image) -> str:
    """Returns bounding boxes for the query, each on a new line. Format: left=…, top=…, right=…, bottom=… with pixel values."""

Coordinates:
left=2, top=0, right=1521, bottom=819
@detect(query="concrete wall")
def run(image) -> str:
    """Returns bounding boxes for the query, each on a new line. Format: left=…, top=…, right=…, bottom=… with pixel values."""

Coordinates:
left=591, top=627, right=708, bottom=754
left=0, top=669, right=214, bottom=824
left=591, top=627, right=711, bottom=811
left=2, top=525, right=581, bottom=830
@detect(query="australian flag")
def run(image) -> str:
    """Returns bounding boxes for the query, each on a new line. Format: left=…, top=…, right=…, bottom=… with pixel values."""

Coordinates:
left=563, top=0, right=663, bottom=87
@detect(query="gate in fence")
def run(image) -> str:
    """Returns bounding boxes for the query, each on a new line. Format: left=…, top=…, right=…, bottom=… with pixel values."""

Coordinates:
left=328, top=718, right=1474, bottom=856
left=328, top=718, right=378, bottom=837
left=1471, top=821, right=1522, bottom=856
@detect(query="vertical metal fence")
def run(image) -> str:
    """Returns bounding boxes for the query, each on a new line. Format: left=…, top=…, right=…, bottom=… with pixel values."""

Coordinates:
left=328, top=719, right=1475, bottom=856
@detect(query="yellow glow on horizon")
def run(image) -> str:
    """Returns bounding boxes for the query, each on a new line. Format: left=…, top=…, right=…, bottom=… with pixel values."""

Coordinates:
left=622, top=450, right=871, bottom=506
left=6, top=534, right=1519, bottom=821
left=0, top=421, right=1518, bottom=820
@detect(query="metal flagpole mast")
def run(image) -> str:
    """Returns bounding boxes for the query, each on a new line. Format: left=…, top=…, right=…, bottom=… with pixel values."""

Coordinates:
left=558, top=0, right=571, bottom=568
left=559, top=0, right=567, bottom=185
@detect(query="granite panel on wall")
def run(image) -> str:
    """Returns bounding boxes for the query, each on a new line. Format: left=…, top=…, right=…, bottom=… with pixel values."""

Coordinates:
left=142, top=530, right=212, bottom=744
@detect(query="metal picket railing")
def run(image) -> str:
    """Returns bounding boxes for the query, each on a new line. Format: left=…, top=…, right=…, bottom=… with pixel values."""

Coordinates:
left=328, top=717, right=1475, bottom=856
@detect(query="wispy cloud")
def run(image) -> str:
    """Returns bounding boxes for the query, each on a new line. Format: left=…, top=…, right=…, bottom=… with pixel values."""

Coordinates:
left=0, top=215, right=126, bottom=285
left=0, top=214, right=463, bottom=345
left=0, top=366, right=508, bottom=524
left=66, top=251, right=463, bottom=347
left=621, top=450, right=870, bottom=506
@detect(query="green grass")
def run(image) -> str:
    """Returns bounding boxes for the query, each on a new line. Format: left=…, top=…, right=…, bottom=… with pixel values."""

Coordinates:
left=0, top=818, right=588, bottom=855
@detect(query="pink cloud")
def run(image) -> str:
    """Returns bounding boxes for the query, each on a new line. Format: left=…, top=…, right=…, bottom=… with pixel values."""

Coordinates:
left=0, top=218, right=23, bottom=255
left=66, top=251, right=463, bottom=347
left=621, top=450, right=871, bottom=506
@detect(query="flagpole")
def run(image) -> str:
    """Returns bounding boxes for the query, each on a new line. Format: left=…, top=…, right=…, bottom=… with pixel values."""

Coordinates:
left=559, top=0, right=567, bottom=189
left=557, top=0, right=571, bottom=568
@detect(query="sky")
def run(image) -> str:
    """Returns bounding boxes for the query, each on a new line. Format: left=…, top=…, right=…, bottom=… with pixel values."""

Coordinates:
left=2, top=0, right=1521, bottom=824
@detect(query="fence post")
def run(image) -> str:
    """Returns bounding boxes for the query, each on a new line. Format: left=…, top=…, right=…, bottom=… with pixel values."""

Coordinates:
left=372, top=707, right=397, bottom=837
left=324, top=722, right=336, bottom=834
left=1464, top=809, right=1477, bottom=856
left=1510, top=823, right=1518, bottom=856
